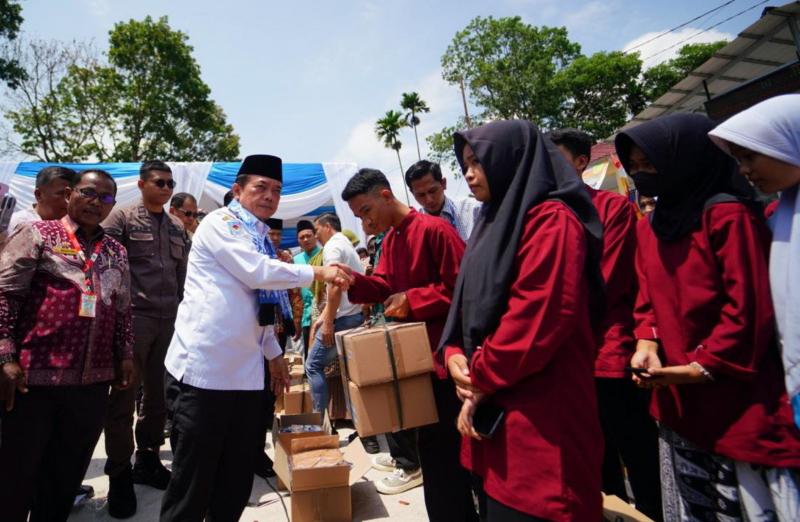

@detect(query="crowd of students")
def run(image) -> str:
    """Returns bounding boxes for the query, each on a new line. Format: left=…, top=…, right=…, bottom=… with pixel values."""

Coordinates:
left=0, top=94, right=798, bottom=522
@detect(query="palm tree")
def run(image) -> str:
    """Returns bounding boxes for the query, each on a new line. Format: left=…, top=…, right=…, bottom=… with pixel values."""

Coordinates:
left=400, top=92, right=430, bottom=161
left=375, top=110, right=410, bottom=204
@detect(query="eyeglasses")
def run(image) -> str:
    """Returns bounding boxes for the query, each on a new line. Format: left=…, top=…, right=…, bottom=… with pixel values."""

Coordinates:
left=177, top=209, right=198, bottom=219
left=77, top=188, right=116, bottom=204
left=151, top=179, right=177, bottom=189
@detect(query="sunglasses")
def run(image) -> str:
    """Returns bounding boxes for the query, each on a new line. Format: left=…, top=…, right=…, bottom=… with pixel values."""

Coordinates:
left=77, top=188, right=116, bottom=204
left=151, top=179, right=177, bottom=189
left=177, top=209, right=198, bottom=219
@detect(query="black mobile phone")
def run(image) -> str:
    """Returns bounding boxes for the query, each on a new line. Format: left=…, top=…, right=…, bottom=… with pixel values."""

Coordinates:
left=472, top=402, right=505, bottom=438
left=624, top=366, right=661, bottom=380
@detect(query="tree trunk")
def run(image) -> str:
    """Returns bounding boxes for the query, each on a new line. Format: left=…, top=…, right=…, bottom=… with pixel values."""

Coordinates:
left=459, top=76, right=472, bottom=129
left=396, top=148, right=410, bottom=205
left=412, top=110, right=421, bottom=161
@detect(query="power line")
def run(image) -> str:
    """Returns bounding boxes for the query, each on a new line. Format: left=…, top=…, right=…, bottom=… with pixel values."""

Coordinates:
left=641, top=0, right=770, bottom=61
left=625, top=0, right=738, bottom=54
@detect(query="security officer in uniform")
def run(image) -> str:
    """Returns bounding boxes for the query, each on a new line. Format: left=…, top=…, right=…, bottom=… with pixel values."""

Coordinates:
left=101, top=160, right=188, bottom=519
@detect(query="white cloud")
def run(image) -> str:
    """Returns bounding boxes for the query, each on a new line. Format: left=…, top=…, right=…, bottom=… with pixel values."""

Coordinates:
left=622, top=27, right=733, bottom=70
left=80, top=0, right=110, bottom=21
left=332, top=70, right=467, bottom=203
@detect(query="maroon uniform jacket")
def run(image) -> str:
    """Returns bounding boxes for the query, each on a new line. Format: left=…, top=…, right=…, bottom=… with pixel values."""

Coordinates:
left=446, top=202, right=603, bottom=521
left=635, top=202, right=800, bottom=466
left=348, top=209, right=465, bottom=378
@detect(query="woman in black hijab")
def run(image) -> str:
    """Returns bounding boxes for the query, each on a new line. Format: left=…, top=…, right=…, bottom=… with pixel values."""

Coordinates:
left=439, top=120, right=604, bottom=522
left=617, top=113, right=800, bottom=521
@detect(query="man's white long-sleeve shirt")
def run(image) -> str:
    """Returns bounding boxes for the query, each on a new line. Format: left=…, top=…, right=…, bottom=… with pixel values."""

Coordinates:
left=165, top=206, right=314, bottom=391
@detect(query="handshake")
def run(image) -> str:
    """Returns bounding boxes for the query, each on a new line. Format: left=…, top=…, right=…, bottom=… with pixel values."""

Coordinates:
left=311, top=262, right=356, bottom=290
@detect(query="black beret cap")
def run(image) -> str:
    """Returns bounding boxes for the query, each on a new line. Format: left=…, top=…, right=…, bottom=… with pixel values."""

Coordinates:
left=238, top=154, right=282, bottom=182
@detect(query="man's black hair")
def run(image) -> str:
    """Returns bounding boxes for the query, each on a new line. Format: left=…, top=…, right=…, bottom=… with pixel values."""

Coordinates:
left=223, top=190, right=235, bottom=207
left=356, top=247, right=368, bottom=256
left=140, top=160, right=172, bottom=180
left=171, top=192, right=197, bottom=209
left=314, top=211, right=341, bottom=232
left=405, top=160, right=443, bottom=189
left=341, top=168, right=392, bottom=202
left=547, top=128, right=593, bottom=161
left=35, top=166, right=77, bottom=189
left=72, top=169, right=117, bottom=194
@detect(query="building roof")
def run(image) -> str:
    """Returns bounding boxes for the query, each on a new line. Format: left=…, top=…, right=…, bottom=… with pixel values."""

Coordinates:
left=617, top=1, right=800, bottom=134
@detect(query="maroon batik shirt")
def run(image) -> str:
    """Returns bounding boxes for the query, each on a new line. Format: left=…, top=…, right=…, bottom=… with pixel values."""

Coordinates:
left=0, top=217, right=134, bottom=386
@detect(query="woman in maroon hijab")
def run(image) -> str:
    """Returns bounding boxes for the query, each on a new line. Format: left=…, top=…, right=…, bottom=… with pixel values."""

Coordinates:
left=439, top=120, right=605, bottom=521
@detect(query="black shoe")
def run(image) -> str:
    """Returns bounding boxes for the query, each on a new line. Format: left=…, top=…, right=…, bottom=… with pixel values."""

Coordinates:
left=163, top=418, right=173, bottom=438
left=108, top=467, right=137, bottom=519
left=254, top=452, right=277, bottom=479
left=132, top=450, right=171, bottom=490
left=361, top=435, right=380, bottom=455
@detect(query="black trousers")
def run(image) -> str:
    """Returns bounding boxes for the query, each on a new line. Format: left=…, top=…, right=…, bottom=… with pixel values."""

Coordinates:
left=302, top=326, right=311, bottom=360
left=387, top=428, right=420, bottom=471
left=256, top=333, right=287, bottom=454
left=160, top=374, right=263, bottom=522
left=416, top=378, right=479, bottom=522
left=0, top=383, right=110, bottom=522
left=596, top=377, right=663, bottom=522
left=474, top=475, right=549, bottom=522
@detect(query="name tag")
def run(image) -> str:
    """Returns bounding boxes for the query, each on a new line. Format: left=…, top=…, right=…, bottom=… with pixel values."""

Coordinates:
left=78, top=292, right=97, bottom=318
left=54, top=246, right=79, bottom=255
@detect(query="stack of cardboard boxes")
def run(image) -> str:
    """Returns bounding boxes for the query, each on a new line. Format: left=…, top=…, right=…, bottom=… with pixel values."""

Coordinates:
left=276, top=379, right=313, bottom=415
left=272, top=412, right=371, bottom=521
left=335, top=322, right=439, bottom=436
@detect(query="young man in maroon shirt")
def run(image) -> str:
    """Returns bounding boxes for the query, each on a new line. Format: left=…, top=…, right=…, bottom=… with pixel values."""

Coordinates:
left=549, top=129, right=662, bottom=521
left=336, top=168, right=478, bottom=522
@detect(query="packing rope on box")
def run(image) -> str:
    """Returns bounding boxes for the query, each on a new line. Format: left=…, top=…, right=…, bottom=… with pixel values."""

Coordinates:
left=347, top=314, right=405, bottom=430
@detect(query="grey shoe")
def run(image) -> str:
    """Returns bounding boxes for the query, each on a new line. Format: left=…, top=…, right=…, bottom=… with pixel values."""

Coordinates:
left=371, top=454, right=396, bottom=472
left=375, top=468, right=423, bottom=495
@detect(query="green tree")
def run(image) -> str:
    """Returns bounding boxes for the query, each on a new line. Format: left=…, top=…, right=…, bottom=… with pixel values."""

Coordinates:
left=641, top=41, right=727, bottom=102
left=106, top=16, right=239, bottom=161
left=0, top=39, right=115, bottom=161
left=400, top=92, right=430, bottom=161
left=556, top=51, right=645, bottom=141
left=0, top=0, right=25, bottom=89
left=425, top=115, right=484, bottom=176
left=375, top=109, right=409, bottom=204
left=441, top=16, right=581, bottom=126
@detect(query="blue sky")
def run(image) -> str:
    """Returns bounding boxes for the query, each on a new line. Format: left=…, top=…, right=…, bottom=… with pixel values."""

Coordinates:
left=17, top=0, right=766, bottom=196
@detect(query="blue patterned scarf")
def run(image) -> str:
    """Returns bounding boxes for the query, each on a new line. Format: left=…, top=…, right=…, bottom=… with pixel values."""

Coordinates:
left=228, top=199, right=293, bottom=326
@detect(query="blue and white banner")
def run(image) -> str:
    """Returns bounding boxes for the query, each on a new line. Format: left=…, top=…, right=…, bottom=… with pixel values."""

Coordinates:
left=0, top=161, right=362, bottom=249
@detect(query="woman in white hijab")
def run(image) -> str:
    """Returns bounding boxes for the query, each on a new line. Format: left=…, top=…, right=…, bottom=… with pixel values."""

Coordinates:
left=709, top=94, right=800, bottom=432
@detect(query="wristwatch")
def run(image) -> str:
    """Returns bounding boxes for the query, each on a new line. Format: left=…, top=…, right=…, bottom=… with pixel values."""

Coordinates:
left=0, top=353, right=15, bottom=366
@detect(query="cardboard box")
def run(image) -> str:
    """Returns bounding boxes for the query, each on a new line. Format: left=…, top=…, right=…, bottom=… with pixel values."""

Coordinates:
left=277, top=380, right=313, bottom=415
left=285, top=354, right=306, bottom=380
left=603, top=495, right=654, bottom=522
left=292, top=486, right=351, bottom=522
left=273, top=412, right=330, bottom=456
left=272, top=418, right=371, bottom=522
left=346, top=373, right=439, bottom=437
left=337, top=322, right=434, bottom=386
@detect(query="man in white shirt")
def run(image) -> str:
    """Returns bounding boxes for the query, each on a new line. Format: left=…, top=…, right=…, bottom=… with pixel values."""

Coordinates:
left=160, top=155, right=349, bottom=522
left=7, top=166, right=75, bottom=232
left=405, top=160, right=481, bottom=243
left=306, top=212, right=365, bottom=413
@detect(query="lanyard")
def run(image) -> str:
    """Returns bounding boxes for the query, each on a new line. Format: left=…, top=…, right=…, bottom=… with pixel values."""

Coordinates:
left=61, top=217, right=103, bottom=291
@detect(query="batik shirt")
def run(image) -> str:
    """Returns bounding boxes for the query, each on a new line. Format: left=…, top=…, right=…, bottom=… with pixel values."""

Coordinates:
left=0, top=218, right=134, bottom=386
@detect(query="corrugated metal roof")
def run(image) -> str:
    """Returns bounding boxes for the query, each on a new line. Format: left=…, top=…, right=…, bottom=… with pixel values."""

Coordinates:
left=617, top=1, right=800, bottom=134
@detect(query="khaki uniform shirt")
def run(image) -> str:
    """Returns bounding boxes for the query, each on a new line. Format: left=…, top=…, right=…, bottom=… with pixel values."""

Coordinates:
left=102, top=199, right=187, bottom=318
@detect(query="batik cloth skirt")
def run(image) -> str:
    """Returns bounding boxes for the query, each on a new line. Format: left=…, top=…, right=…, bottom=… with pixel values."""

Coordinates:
left=659, top=425, right=800, bottom=521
